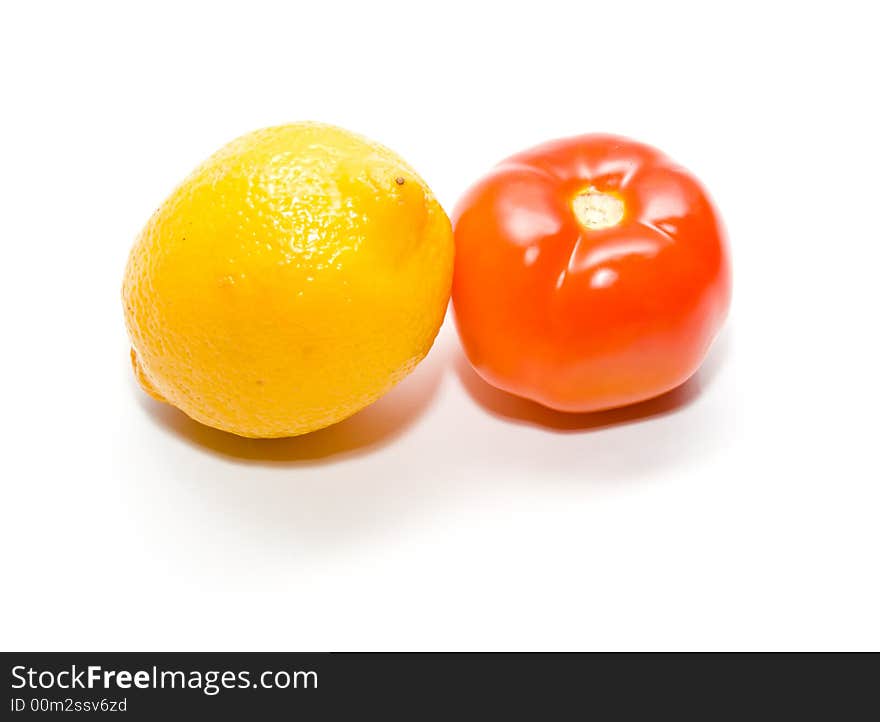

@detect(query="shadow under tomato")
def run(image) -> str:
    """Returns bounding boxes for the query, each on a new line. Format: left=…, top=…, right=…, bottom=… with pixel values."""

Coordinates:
left=137, top=343, right=448, bottom=465
left=454, top=329, right=731, bottom=432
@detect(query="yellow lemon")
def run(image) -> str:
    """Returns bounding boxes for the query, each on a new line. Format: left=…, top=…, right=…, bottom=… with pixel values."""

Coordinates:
left=123, top=123, right=453, bottom=438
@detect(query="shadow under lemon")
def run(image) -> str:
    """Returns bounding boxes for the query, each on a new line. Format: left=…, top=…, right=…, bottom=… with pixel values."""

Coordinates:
left=137, top=344, right=448, bottom=464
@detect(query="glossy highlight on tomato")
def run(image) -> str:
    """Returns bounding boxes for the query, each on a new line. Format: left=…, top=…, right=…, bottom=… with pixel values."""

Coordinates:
left=452, top=134, right=731, bottom=412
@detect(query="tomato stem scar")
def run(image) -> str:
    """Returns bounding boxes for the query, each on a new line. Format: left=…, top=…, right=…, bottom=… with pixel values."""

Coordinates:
left=572, top=188, right=625, bottom=230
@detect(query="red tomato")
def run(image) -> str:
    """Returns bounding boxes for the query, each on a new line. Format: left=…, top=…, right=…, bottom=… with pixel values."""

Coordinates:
left=452, top=134, right=731, bottom=412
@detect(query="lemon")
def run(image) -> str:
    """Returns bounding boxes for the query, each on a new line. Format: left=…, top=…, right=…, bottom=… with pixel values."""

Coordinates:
left=123, top=123, right=453, bottom=438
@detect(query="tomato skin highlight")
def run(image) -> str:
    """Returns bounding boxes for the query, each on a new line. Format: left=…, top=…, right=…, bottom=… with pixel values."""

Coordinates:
left=452, top=134, right=731, bottom=413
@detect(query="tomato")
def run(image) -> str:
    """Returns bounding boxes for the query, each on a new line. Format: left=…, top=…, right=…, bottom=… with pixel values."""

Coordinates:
left=452, top=134, right=731, bottom=412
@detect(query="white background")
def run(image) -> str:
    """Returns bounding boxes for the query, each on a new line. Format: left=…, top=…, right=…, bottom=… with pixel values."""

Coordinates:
left=2, top=1, right=878, bottom=651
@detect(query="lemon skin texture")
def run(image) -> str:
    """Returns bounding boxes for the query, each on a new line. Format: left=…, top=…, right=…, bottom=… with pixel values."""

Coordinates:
left=123, top=123, right=453, bottom=438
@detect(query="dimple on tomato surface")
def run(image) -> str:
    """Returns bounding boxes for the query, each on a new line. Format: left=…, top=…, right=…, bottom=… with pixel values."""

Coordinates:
left=452, top=134, right=731, bottom=412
